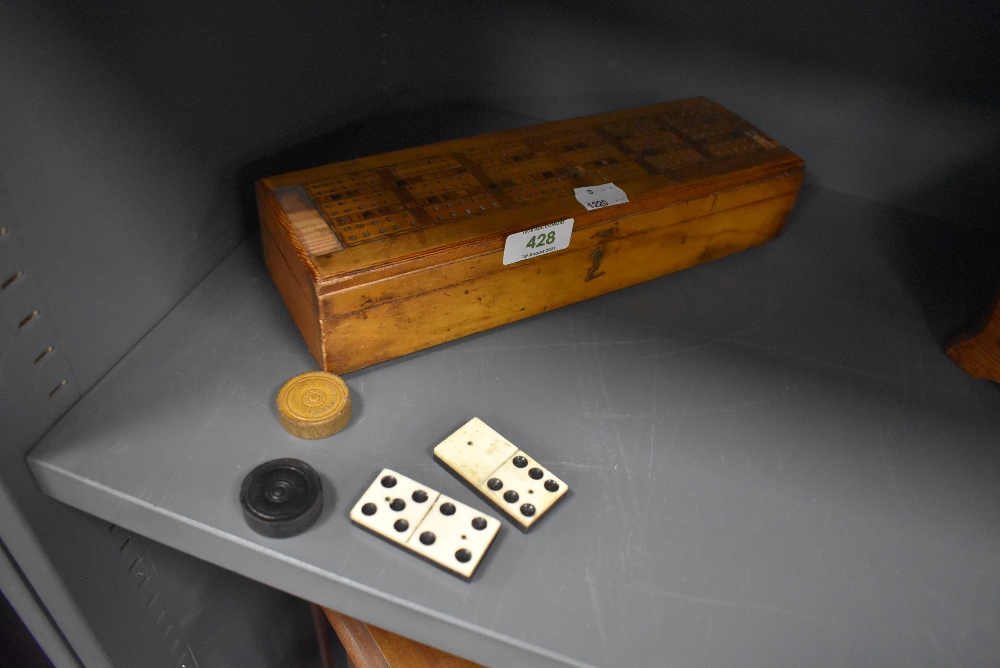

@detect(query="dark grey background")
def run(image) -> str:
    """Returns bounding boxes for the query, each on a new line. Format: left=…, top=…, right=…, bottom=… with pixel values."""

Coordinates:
left=2, top=0, right=999, bottom=666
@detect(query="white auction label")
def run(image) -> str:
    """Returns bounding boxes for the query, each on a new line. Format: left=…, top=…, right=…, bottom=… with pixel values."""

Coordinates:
left=574, top=182, right=629, bottom=211
left=502, top=218, right=574, bottom=265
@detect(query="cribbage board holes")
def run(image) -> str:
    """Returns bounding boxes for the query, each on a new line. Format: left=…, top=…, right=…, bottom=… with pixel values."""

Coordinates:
left=303, top=101, right=769, bottom=252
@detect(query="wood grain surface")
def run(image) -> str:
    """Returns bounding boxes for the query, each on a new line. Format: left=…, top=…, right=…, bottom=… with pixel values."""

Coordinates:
left=258, top=97, right=805, bottom=373
left=947, top=294, right=1000, bottom=383
left=324, top=608, right=483, bottom=668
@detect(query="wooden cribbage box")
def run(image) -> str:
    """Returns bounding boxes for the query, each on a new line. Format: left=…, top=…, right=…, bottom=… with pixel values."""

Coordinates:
left=257, top=97, right=804, bottom=373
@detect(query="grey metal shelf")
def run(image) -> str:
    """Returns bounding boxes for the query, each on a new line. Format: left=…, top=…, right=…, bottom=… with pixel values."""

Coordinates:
left=27, top=186, right=1000, bottom=667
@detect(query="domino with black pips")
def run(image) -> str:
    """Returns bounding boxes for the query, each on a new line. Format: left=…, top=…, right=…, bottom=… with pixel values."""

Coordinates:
left=433, top=418, right=568, bottom=532
left=349, top=468, right=501, bottom=580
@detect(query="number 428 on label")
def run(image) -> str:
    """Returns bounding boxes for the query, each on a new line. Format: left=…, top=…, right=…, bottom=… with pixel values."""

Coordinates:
left=502, top=218, right=574, bottom=265
left=525, top=231, right=556, bottom=248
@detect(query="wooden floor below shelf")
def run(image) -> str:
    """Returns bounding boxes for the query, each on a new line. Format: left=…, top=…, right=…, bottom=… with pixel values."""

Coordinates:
left=322, top=607, right=483, bottom=668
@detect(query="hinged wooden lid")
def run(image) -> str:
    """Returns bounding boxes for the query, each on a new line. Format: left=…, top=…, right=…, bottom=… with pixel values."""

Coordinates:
left=257, top=97, right=803, bottom=290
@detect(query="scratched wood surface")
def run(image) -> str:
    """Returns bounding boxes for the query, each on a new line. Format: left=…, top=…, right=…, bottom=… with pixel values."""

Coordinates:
left=257, top=97, right=805, bottom=373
